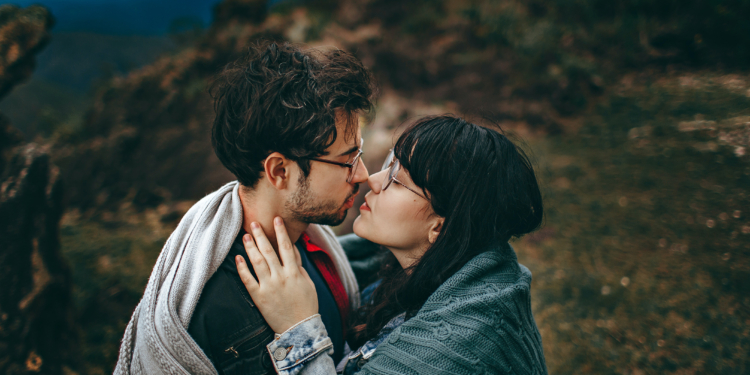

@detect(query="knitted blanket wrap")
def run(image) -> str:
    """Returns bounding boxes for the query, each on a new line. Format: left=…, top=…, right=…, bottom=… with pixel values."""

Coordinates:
left=113, top=181, right=360, bottom=375
left=360, top=243, right=548, bottom=375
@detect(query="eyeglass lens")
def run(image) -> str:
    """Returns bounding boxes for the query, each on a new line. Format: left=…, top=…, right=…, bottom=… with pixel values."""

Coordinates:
left=346, top=140, right=365, bottom=183
left=381, top=149, right=395, bottom=171
left=382, top=150, right=399, bottom=190
left=347, top=152, right=360, bottom=183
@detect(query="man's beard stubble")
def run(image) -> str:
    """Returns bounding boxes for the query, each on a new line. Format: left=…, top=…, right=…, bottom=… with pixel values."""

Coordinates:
left=285, top=173, right=359, bottom=226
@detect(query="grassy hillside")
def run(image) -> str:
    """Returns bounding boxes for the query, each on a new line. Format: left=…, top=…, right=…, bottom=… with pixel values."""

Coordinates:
left=517, top=73, right=750, bottom=373
left=0, top=78, right=87, bottom=138
left=0, top=32, right=179, bottom=139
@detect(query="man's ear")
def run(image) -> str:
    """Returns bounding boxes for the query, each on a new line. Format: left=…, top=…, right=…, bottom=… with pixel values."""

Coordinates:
left=263, top=152, right=293, bottom=190
left=427, top=217, right=444, bottom=244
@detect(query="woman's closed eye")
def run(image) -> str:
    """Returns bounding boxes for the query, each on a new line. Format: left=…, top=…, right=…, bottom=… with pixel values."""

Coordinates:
left=394, top=180, right=410, bottom=191
left=396, top=173, right=417, bottom=190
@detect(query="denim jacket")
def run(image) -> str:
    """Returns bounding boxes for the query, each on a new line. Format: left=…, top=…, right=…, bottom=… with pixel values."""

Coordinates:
left=266, top=279, right=402, bottom=375
left=267, top=313, right=405, bottom=375
left=338, top=313, right=405, bottom=374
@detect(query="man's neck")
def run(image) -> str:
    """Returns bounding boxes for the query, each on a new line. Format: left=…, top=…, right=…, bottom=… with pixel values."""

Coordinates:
left=238, top=185, right=308, bottom=250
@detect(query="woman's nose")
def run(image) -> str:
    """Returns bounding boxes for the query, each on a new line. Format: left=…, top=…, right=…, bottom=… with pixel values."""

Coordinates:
left=368, top=169, right=387, bottom=193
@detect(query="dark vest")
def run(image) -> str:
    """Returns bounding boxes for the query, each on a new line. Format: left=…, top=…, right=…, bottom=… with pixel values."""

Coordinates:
left=187, top=231, right=345, bottom=374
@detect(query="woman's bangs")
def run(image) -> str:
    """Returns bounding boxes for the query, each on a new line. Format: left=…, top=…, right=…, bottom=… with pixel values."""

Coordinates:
left=393, top=118, right=447, bottom=193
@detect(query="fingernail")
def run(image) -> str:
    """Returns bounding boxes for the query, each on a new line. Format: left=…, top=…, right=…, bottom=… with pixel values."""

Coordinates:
left=274, top=217, right=282, bottom=226
left=243, top=234, right=251, bottom=243
left=236, top=255, right=244, bottom=264
left=251, top=222, right=260, bottom=229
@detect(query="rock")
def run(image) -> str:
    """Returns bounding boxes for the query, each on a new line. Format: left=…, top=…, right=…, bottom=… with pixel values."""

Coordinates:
left=0, top=142, right=74, bottom=375
left=0, top=4, right=54, bottom=101
left=0, top=5, right=74, bottom=374
left=1, top=114, right=24, bottom=173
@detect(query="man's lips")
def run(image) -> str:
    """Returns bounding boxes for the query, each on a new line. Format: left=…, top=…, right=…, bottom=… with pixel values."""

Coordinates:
left=343, top=191, right=358, bottom=209
left=342, top=186, right=359, bottom=208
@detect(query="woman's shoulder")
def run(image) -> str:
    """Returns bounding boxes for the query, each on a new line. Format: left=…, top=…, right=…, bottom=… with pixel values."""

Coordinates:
left=424, top=242, right=532, bottom=308
left=409, top=243, right=538, bottom=341
left=366, top=245, right=547, bottom=374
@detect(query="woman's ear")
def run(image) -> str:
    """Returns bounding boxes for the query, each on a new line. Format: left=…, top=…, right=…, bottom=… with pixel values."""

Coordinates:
left=263, top=152, right=292, bottom=190
left=427, top=217, right=444, bottom=244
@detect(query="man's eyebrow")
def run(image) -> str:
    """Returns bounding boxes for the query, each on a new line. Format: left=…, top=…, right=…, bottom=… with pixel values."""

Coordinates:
left=337, top=144, right=360, bottom=157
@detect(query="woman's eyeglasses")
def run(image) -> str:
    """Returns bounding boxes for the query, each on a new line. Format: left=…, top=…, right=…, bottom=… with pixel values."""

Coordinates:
left=305, top=139, right=364, bottom=183
left=381, top=149, right=427, bottom=200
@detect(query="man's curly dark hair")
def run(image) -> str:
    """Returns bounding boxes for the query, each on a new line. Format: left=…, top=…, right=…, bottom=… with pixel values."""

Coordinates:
left=211, top=41, right=375, bottom=188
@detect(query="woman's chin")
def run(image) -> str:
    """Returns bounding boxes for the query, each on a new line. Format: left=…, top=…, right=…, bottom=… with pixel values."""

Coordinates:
left=352, top=215, right=368, bottom=238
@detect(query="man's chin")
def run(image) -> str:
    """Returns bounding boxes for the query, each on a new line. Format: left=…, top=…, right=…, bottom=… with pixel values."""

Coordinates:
left=302, top=208, right=348, bottom=227
left=320, top=209, right=348, bottom=226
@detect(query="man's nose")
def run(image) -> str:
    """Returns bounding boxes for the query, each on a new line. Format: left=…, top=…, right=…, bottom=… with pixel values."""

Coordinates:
left=351, top=157, right=369, bottom=184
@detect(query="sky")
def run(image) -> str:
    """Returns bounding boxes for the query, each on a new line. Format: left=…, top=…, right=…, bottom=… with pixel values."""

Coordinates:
left=8, top=0, right=223, bottom=35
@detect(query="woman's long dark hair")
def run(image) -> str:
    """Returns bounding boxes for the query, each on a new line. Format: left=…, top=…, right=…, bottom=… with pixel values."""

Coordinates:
left=347, top=115, right=544, bottom=348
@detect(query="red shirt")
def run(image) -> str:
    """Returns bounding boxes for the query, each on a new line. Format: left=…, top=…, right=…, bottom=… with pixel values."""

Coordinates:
left=301, top=233, right=350, bottom=335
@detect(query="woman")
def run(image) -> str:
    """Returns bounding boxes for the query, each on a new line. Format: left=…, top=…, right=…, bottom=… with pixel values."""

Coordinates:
left=236, top=115, right=547, bottom=374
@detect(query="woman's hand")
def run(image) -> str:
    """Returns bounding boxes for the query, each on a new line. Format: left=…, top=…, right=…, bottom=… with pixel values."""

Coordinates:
left=235, top=217, right=319, bottom=334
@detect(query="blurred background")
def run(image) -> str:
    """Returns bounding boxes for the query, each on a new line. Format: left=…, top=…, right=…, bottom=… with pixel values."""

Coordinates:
left=1, top=0, right=748, bottom=373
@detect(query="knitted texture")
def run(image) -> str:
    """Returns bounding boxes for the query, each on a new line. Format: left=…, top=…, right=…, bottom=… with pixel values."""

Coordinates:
left=113, top=181, right=360, bottom=375
left=360, top=243, right=548, bottom=375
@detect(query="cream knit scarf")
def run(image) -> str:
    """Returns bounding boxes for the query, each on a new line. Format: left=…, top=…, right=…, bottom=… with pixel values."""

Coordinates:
left=113, top=181, right=360, bottom=374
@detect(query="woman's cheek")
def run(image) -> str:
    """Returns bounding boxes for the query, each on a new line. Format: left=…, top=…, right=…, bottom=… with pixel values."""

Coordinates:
left=353, top=208, right=381, bottom=243
left=356, top=199, right=395, bottom=244
left=381, top=200, right=418, bottom=240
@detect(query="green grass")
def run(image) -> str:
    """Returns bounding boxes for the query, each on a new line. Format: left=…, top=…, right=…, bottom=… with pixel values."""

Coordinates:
left=515, top=78, right=750, bottom=374
left=60, top=210, right=171, bottom=374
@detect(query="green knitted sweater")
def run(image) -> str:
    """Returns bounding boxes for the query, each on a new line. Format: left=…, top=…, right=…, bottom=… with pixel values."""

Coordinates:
left=360, top=243, right=548, bottom=375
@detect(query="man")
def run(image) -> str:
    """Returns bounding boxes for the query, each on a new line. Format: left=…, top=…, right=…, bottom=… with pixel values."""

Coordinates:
left=114, top=41, right=375, bottom=375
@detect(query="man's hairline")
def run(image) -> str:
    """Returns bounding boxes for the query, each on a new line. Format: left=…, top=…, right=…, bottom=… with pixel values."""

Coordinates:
left=321, top=108, right=363, bottom=157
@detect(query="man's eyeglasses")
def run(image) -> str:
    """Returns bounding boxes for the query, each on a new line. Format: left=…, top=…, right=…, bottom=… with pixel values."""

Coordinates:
left=305, top=139, right=364, bottom=183
left=381, top=149, right=427, bottom=200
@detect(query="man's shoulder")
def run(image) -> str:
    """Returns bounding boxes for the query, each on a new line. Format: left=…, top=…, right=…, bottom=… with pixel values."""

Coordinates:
left=189, top=243, right=263, bottom=329
left=188, top=248, right=274, bottom=367
left=174, top=181, right=240, bottom=229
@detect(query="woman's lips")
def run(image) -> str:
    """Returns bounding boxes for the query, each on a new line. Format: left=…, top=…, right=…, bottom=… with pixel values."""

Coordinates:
left=360, top=200, right=371, bottom=211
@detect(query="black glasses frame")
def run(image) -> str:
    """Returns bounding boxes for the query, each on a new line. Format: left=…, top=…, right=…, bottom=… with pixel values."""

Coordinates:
left=381, top=149, right=427, bottom=200
left=305, top=139, right=364, bottom=183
